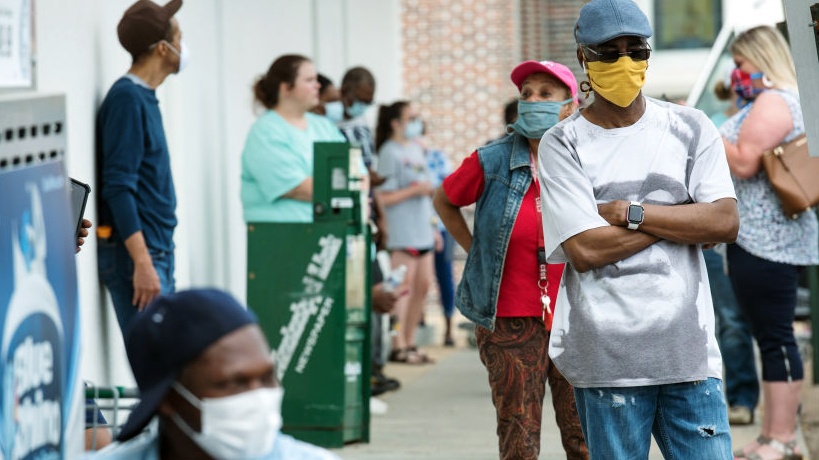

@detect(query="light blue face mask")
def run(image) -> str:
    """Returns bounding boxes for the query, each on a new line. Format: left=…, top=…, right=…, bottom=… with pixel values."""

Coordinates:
left=346, top=100, right=371, bottom=118
left=404, top=118, right=424, bottom=139
left=507, top=98, right=573, bottom=139
left=324, top=101, right=344, bottom=123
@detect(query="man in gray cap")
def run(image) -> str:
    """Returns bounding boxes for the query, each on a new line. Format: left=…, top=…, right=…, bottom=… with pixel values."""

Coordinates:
left=537, top=0, right=738, bottom=457
left=95, top=0, right=187, bottom=335
left=85, top=288, right=339, bottom=459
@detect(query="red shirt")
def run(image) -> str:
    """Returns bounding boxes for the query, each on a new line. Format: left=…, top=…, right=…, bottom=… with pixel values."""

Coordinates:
left=443, top=151, right=564, bottom=328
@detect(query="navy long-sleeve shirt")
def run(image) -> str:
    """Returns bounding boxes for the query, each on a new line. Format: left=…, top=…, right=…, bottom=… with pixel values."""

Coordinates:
left=96, top=76, right=177, bottom=252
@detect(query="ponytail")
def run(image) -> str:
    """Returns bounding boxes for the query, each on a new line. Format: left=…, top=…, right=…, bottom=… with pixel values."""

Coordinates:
left=375, top=101, right=408, bottom=151
left=253, top=54, right=311, bottom=109
left=713, top=79, right=732, bottom=102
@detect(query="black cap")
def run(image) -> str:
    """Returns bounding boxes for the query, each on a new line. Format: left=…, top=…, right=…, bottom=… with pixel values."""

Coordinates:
left=117, top=0, right=183, bottom=60
left=116, top=288, right=256, bottom=441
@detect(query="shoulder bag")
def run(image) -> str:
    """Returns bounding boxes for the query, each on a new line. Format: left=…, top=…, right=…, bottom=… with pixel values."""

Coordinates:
left=761, top=134, right=819, bottom=219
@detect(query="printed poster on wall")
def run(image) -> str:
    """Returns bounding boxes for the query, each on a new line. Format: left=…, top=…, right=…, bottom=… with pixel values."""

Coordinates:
left=0, top=161, right=81, bottom=460
left=0, top=0, right=33, bottom=88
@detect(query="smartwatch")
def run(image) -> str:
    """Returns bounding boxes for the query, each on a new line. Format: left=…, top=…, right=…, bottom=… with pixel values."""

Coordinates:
left=626, top=201, right=644, bottom=230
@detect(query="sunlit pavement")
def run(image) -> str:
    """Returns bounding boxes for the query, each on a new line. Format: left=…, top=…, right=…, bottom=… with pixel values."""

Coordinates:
left=330, top=310, right=814, bottom=460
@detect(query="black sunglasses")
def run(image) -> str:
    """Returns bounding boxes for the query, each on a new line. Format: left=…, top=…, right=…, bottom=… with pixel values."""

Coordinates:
left=582, top=46, right=651, bottom=64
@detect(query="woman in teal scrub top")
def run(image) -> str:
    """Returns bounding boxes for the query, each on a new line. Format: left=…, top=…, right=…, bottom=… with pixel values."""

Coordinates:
left=241, top=54, right=345, bottom=223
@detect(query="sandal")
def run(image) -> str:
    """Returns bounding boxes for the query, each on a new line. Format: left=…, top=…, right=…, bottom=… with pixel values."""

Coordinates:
left=407, top=346, right=435, bottom=364
left=734, top=435, right=771, bottom=458
left=388, top=348, right=424, bottom=365
left=736, top=437, right=802, bottom=460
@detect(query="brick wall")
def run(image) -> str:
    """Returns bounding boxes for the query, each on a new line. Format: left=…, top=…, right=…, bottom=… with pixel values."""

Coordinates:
left=543, top=1, right=589, bottom=82
left=401, top=0, right=587, bottom=165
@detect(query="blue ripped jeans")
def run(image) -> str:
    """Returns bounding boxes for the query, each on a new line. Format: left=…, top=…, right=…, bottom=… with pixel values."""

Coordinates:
left=574, top=378, right=732, bottom=459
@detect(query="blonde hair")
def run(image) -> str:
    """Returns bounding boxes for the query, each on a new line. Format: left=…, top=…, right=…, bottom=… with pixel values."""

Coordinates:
left=730, top=25, right=798, bottom=90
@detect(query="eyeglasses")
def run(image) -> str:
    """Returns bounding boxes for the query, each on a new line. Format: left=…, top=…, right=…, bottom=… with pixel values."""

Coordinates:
left=582, top=45, right=651, bottom=63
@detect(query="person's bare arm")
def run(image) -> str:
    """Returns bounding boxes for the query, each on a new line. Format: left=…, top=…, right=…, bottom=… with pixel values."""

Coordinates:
left=562, top=199, right=737, bottom=273
left=433, top=227, right=444, bottom=252
left=369, top=168, right=387, bottom=187
left=369, top=192, right=388, bottom=249
left=282, top=177, right=313, bottom=201
left=433, top=187, right=473, bottom=252
left=597, top=198, right=738, bottom=245
left=123, top=231, right=160, bottom=310
left=724, top=91, right=793, bottom=179
left=375, top=181, right=433, bottom=207
left=561, top=226, right=661, bottom=273
left=371, top=283, right=408, bottom=314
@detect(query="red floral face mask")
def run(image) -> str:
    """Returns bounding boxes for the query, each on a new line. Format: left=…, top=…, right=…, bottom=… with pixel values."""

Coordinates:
left=731, top=68, right=765, bottom=106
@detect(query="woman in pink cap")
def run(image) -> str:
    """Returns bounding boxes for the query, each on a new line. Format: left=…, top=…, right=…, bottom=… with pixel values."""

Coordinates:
left=434, top=60, right=587, bottom=459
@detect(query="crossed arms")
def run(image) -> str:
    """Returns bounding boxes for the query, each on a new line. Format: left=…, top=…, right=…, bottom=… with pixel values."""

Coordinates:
left=563, top=198, right=738, bottom=273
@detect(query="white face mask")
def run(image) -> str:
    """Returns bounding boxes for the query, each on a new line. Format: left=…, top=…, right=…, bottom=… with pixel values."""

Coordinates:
left=346, top=100, right=370, bottom=118
left=164, top=40, right=190, bottom=73
left=324, top=101, right=344, bottom=123
left=170, top=382, right=283, bottom=459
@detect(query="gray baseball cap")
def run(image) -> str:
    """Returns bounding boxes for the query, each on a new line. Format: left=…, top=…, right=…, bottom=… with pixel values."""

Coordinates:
left=575, top=0, right=652, bottom=46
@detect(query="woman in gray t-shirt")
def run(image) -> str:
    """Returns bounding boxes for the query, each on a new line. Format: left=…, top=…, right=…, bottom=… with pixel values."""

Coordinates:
left=374, top=101, right=437, bottom=365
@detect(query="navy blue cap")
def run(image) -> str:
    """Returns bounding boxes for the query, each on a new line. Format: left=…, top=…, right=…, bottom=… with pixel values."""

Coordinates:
left=575, top=0, right=652, bottom=46
left=116, top=289, right=257, bottom=441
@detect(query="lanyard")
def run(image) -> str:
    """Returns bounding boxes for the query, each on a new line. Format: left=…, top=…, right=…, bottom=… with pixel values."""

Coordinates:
left=529, top=150, right=551, bottom=321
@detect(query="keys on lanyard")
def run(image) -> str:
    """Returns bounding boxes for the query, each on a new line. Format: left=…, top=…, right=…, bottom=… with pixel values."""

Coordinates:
left=532, top=149, right=551, bottom=323
left=541, top=295, right=551, bottom=321
left=538, top=248, right=550, bottom=321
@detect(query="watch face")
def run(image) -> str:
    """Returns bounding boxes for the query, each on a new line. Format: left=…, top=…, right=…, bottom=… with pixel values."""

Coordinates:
left=627, top=204, right=644, bottom=223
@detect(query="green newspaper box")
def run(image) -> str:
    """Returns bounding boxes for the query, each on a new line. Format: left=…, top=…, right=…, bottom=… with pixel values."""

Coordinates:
left=246, top=142, right=371, bottom=447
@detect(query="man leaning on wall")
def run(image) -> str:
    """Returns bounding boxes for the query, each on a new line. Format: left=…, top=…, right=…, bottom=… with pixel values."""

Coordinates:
left=96, top=0, right=187, bottom=333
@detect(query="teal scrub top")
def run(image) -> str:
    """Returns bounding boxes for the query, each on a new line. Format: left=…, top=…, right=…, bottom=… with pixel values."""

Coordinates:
left=241, top=110, right=345, bottom=223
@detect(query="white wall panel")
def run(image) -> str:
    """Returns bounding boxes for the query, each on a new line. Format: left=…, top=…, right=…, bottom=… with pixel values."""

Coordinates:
left=313, top=0, right=349, bottom=81
left=346, top=0, right=403, bottom=103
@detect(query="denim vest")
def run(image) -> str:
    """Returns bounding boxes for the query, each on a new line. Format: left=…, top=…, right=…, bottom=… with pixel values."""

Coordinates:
left=457, top=133, right=533, bottom=331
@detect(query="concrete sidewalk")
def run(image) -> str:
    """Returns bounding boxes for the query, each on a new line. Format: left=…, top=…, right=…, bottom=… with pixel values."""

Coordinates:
left=331, top=341, right=813, bottom=460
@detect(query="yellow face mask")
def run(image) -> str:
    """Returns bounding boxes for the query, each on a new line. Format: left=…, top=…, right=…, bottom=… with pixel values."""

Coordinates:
left=586, top=57, right=648, bottom=107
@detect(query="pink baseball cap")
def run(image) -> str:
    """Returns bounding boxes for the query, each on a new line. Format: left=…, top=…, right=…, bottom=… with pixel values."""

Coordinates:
left=510, top=60, right=578, bottom=103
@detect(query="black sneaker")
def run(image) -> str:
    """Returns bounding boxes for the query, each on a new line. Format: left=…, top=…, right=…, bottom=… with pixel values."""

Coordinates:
left=371, top=377, right=400, bottom=396
left=371, top=380, right=391, bottom=396
left=371, top=370, right=400, bottom=395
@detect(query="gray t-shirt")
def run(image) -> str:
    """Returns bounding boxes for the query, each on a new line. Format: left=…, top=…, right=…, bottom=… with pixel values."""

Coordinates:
left=376, top=140, right=435, bottom=250
left=539, top=97, right=736, bottom=388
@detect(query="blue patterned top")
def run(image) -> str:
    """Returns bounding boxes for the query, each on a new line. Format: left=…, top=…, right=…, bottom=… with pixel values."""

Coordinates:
left=425, top=148, right=452, bottom=189
left=425, top=147, right=452, bottom=230
left=719, top=89, right=818, bottom=265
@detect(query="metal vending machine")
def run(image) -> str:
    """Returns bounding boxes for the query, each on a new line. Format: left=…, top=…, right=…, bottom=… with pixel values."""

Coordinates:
left=0, top=94, right=84, bottom=459
left=246, top=142, right=371, bottom=447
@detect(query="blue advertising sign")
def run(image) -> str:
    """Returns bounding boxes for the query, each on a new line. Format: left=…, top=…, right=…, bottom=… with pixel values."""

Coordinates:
left=0, top=161, right=81, bottom=460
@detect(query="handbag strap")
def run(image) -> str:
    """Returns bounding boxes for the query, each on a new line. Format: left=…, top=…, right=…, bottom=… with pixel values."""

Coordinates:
left=763, top=134, right=808, bottom=158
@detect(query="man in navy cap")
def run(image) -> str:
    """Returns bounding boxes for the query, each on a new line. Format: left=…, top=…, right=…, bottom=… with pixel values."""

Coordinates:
left=537, top=0, right=738, bottom=457
left=86, top=289, right=339, bottom=459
